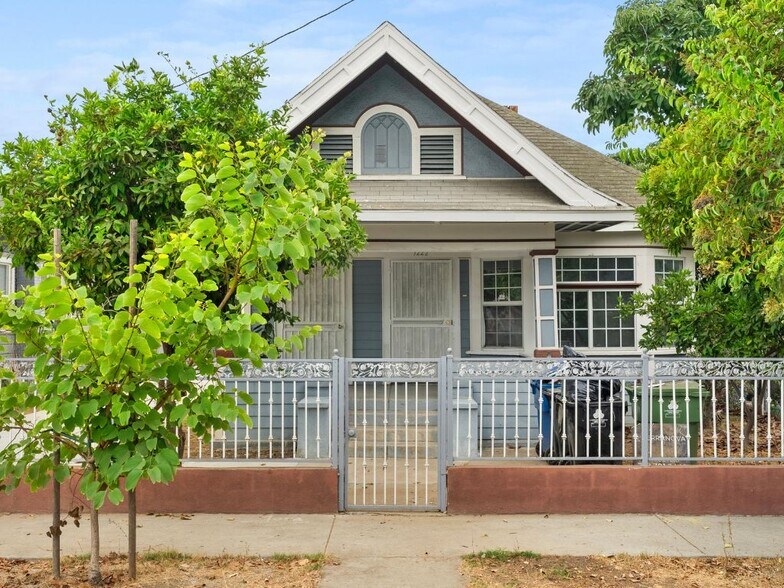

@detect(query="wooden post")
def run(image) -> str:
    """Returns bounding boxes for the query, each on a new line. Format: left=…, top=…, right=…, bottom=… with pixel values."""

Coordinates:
left=127, top=219, right=138, bottom=580
left=51, top=228, right=62, bottom=580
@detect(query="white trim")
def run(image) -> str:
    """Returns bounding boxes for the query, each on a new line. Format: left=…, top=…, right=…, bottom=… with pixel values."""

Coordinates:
left=355, top=105, right=419, bottom=175
left=287, top=22, right=626, bottom=209
left=359, top=209, right=637, bottom=223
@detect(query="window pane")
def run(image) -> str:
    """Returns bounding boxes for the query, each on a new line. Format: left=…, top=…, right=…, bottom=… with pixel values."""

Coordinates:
left=582, top=258, right=598, bottom=270
left=538, top=258, right=553, bottom=286
left=0, top=264, right=8, bottom=295
left=539, top=290, right=554, bottom=316
left=541, top=320, right=555, bottom=347
left=598, top=257, right=615, bottom=269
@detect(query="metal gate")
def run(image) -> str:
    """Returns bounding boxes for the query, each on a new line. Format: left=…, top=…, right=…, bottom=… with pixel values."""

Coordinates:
left=339, top=358, right=448, bottom=511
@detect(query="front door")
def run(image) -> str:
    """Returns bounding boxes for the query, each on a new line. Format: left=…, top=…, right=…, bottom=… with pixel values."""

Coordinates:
left=390, top=260, right=454, bottom=358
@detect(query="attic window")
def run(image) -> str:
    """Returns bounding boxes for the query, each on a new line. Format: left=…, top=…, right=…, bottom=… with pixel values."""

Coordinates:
left=361, top=113, right=412, bottom=175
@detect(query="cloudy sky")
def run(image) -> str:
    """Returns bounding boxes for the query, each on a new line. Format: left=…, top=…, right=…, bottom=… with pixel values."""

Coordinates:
left=0, top=0, right=631, bottom=151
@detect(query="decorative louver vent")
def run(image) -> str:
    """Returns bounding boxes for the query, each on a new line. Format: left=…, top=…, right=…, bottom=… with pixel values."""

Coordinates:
left=320, top=134, right=353, bottom=169
left=420, top=135, right=454, bottom=174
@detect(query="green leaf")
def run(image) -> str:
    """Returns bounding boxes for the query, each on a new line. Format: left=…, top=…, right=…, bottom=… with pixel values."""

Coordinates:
left=284, top=238, right=305, bottom=260
left=108, top=487, right=124, bottom=505
left=138, top=316, right=161, bottom=339
left=126, top=468, right=143, bottom=491
left=183, top=191, right=208, bottom=213
left=177, top=168, right=197, bottom=182
left=216, top=165, right=236, bottom=179
left=169, top=404, right=187, bottom=423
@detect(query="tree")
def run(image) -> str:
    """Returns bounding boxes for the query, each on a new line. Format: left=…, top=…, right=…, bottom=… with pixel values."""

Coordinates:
left=0, top=134, right=363, bottom=585
left=636, top=0, right=784, bottom=338
left=574, top=0, right=717, bottom=153
left=0, top=49, right=292, bottom=306
left=621, top=272, right=784, bottom=356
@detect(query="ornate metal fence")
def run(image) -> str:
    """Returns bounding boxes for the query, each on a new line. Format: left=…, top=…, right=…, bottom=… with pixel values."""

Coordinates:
left=452, top=356, right=644, bottom=463
left=3, top=355, right=784, bottom=468
left=182, top=358, right=339, bottom=463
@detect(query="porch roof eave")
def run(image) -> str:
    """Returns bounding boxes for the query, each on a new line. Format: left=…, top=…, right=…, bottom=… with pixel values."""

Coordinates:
left=357, top=209, right=638, bottom=224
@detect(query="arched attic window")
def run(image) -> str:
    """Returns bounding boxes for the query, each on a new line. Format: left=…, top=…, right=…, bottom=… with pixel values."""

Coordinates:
left=361, top=113, right=412, bottom=174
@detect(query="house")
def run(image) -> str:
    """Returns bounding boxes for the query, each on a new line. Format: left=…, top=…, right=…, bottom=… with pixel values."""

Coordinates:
left=281, top=22, right=691, bottom=360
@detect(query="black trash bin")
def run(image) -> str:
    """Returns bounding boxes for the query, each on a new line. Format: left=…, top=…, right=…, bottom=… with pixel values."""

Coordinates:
left=543, top=347, right=625, bottom=464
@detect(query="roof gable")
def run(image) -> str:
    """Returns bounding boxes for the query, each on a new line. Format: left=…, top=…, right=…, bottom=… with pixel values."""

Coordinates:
left=286, top=22, right=632, bottom=209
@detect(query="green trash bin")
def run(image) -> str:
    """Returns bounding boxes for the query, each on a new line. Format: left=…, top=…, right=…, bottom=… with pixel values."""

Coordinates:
left=637, top=385, right=706, bottom=459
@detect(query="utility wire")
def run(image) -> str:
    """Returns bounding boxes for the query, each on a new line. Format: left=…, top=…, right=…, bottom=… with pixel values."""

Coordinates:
left=173, top=0, right=357, bottom=89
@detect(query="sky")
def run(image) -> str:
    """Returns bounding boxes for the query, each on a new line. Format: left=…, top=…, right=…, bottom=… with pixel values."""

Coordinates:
left=0, top=0, right=634, bottom=152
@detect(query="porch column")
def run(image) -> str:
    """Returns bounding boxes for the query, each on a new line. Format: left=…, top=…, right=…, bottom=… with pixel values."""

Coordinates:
left=531, top=250, right=560, bottom=358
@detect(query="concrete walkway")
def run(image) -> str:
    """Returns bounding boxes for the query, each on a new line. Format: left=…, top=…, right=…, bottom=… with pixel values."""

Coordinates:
left=1, top=512, right=783, bottom=587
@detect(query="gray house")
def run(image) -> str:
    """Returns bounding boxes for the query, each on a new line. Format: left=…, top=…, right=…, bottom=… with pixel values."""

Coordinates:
left=281, top=22, right=690, bottom=360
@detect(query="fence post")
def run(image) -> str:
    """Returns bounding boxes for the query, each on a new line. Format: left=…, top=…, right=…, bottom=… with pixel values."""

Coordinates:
left=334, top=350, right=346, bottom=512
left=439, top=350, right=454, bottom=512
left=641, top=353, right=650, bottom=466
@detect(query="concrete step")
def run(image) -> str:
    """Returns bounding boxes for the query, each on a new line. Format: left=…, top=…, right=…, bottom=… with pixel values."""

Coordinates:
left=351, top=423, right=439, bottom=445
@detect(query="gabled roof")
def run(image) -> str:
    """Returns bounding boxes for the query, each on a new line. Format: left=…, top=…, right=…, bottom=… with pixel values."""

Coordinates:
left=286, top=22, right=637, bottom=210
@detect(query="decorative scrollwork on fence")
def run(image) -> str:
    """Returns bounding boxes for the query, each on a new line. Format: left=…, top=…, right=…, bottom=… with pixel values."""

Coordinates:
left=457, top=360, right=560, bottom=379
left=219, top=360, right=333, bottom=380
left=456, top=359, right=643, bottom=379
left=0, top=358, right=36, bottom=381
left=350, top=361, right=439, bottom=380
left=654, top=359, right=784, bottom=379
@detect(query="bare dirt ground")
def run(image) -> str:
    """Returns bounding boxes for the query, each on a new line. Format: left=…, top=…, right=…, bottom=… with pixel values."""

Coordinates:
left=0, top=551, right=328, bottom=588
left=462, top=551, right=784, bottom=587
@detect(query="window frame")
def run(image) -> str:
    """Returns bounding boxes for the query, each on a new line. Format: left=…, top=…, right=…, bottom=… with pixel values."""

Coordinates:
left=557, top=288, right=636, bottom=350
left=0, top=257, right=13, bottom=296
left=481, top=258, right=524, bottom=350
left=654, top=257, right=685, bottom=284
left=555, top=256, right=638, bottom=351
left=318, top=104, right=462, bottom=177
left=555, top=255, right=637, bottom=285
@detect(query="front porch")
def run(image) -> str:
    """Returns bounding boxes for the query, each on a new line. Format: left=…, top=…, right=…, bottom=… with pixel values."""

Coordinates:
left=284, top=221, right=683, bottom=361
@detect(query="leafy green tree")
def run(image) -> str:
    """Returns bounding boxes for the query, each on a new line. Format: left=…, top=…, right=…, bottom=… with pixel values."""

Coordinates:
left=621, top=272, right=784, bottom=356
left=574, top=0, right=717, bottom=152
left=637, top=0, right=784, bottom=334
left=0, top=135, right=362, bottom=585
left=0, top=49, right=297, bottom=306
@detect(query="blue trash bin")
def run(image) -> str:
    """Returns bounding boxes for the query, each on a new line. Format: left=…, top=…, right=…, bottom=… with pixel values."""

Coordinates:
left=530, top=378, right=560, bottom=455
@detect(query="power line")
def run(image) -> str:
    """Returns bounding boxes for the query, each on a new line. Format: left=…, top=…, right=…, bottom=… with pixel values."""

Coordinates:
left=173, top=0, right=357, bottom=89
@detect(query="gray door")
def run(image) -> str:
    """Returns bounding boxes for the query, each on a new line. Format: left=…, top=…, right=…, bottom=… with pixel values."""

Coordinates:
left=390, top=260, right=454, bottom=358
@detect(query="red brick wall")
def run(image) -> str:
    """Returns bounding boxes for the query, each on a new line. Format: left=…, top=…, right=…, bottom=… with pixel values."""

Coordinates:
left=447, top=465, right=784, bottom=515
left=0, top=468, right=338, bottom=514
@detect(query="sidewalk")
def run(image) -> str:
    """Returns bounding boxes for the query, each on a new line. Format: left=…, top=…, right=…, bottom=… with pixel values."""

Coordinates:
left=2, top=512, right=783, bottom=587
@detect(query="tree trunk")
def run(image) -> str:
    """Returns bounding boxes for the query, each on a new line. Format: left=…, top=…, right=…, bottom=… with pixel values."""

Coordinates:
left=88, top=499, right=102, bottom=585
left=127, top=218, right=138, bottom=580
left=52, top=448, right=61, bottom=579
left=52, top=228, right=63, bottom=579
left=128, top=490, right=136, bottom=579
